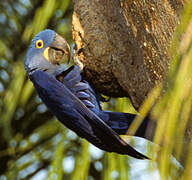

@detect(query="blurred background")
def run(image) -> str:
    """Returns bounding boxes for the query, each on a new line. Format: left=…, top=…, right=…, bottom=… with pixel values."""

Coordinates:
left=0, top=0, right=191, bottom=179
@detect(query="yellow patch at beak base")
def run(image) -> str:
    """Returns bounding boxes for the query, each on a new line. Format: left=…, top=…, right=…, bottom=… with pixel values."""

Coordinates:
left=43, top=47, right=50, bottom=61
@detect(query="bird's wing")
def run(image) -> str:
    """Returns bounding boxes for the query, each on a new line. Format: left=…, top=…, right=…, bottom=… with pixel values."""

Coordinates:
left=57, top=65, right=150, bottom=137
left=62, top=65, right=101, bottom=109
left=30, top=70, right=148, bottom=159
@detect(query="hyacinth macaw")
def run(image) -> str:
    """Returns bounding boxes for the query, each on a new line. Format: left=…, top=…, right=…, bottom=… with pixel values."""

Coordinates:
left=24, top=29, right=150, bottom=159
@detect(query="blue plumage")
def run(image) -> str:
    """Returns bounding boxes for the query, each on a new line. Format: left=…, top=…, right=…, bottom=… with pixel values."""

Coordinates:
left=24, top=29, right=149, bottom=159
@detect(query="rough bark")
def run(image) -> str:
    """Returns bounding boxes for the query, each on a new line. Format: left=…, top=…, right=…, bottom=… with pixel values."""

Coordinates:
left=72, top=0, right=184, bottom=109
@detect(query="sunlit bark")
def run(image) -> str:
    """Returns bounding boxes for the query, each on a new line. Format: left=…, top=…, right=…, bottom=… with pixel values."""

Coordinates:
left=72, top=0, right=184, bottom=109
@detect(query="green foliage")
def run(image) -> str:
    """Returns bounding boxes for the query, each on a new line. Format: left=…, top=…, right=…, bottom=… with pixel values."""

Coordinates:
left=0, top=0, right=192, bottom=179
left=153, top=1, right=192, bottom=178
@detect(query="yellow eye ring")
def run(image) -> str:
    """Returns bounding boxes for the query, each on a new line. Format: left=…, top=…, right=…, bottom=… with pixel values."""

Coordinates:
left=35, top=39, right=44, bottom=49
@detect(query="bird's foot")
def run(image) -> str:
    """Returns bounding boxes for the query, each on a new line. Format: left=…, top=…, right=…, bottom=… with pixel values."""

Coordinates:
left=72, top=44, right=84, bottom=70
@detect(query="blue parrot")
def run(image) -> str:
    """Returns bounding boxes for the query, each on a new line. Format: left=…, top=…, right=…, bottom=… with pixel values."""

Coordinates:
left=24, top=29, right=150, bottom=159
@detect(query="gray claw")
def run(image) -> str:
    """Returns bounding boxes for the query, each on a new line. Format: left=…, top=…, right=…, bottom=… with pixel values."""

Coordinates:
left=72, top=44, right=84, bottom=70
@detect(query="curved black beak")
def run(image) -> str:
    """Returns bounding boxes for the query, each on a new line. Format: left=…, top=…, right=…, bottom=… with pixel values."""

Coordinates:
left=50, top=33, right=71, bottom=63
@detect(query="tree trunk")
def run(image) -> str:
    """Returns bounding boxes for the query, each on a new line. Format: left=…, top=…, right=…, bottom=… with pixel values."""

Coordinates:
left=72, top=0, right=184, bottom=110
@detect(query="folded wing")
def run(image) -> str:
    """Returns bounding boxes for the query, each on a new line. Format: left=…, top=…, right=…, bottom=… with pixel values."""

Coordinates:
left=31, top=70, right=149, bottom=159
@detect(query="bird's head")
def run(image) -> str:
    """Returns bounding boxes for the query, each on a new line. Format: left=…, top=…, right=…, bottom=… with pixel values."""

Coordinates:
left=24, top=29, right=70, bottom=76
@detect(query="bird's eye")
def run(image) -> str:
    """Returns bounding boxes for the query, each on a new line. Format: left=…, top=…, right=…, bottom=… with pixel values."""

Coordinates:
left=35, top=40, right=44, bottom=49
